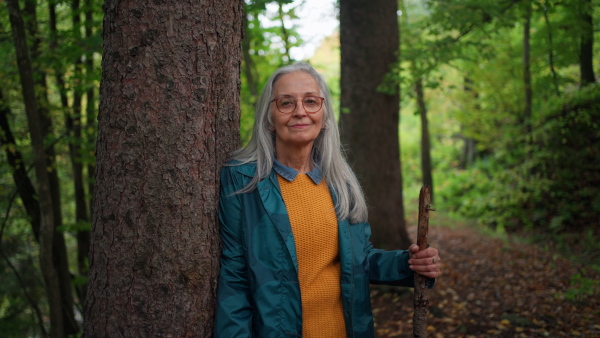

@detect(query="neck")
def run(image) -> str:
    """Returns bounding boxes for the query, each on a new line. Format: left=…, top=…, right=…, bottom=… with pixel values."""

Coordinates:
left=276, top=145, right=313, bottom=174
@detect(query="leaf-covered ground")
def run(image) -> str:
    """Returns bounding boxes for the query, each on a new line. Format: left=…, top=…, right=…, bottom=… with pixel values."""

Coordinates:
left=371, top=223, right=600, bottom=337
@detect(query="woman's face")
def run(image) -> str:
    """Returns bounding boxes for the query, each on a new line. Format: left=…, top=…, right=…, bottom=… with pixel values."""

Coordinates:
left=270, top=71, right=325, bottom=156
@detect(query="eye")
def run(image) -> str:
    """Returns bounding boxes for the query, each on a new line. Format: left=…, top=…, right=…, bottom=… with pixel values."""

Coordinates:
left=304, top=97, right=318, bottom=105
left=278, top=97, right=294, bottom=107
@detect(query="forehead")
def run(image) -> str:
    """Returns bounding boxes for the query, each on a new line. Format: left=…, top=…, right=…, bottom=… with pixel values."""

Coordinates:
left=273, top=71, right=319, bottom=95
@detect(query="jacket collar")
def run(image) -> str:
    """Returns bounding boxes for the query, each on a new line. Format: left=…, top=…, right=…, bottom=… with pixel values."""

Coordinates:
left=272, top=159, right=323, bottom=184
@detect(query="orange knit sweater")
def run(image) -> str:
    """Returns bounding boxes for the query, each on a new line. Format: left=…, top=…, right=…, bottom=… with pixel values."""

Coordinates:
left=278, top=174, right=346, bottom=337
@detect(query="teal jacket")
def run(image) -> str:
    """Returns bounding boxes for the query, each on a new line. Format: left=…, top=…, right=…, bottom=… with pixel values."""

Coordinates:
left=215, top=162, right=418, bottom=338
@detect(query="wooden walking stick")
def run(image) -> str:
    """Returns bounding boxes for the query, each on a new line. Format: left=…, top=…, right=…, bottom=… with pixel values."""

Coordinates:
left=413, top=185, right=434, bottom=338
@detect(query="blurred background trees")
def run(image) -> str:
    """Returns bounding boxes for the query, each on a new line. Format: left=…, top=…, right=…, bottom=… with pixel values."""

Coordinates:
left=0, top=0, right=598, bottom=336
left=396, top=0, right=599, bottom=237
left=339, top=0, right=410, bottom=249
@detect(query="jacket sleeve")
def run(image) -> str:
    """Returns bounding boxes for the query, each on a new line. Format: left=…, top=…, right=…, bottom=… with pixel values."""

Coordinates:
left=214, top=166, right=253, bottom=337
left=362, top=222, right=434, bottom=288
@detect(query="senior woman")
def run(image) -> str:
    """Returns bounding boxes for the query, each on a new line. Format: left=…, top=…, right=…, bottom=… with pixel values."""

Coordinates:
left=215, top=62, right=441, bottom=337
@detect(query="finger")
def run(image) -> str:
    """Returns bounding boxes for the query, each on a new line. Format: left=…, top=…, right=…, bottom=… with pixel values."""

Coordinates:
left=409, top=256, right=440, bottom=266
left=410, top=262, right=441, bottom=275
left=408, top=244, right=419, bottom=258
left=411, top=247, right=439, bottom=259
left=415, top=270, right=442, bottom=279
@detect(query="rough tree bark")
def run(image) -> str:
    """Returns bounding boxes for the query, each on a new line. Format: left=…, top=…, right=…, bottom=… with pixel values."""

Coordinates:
left=83, top=0, right=243, bottom=336
left=340, top=0, right=410, bottom=249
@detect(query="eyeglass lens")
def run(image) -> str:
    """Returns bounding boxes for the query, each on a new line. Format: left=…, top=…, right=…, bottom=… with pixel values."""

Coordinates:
left=275, top=96, right=323, bottom=113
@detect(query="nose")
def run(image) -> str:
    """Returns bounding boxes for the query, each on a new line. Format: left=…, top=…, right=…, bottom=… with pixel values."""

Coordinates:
left=293, top=101, right=308, bottom=117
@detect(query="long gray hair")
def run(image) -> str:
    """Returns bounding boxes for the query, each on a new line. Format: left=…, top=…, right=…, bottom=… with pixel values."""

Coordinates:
left=230, top=62, right=367, bottom=223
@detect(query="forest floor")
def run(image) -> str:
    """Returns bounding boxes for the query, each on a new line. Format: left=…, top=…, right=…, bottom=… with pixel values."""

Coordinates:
left=371, top=217, right=600, bottom=337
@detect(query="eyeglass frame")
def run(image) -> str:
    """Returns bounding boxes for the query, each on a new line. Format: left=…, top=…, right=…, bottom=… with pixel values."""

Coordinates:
left=269, top=95, right=325, bottom=114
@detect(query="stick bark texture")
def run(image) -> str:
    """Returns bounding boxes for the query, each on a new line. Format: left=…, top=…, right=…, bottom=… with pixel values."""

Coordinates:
left=413, top=185, right=432, bottom=338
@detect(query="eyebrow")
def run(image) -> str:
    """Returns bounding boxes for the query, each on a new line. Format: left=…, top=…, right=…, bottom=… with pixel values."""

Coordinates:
left=278, top=92, right=319, bottom=97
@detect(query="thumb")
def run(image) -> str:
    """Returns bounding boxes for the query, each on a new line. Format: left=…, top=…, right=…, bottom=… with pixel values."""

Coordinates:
left=409, top=244, right=419, bottom=255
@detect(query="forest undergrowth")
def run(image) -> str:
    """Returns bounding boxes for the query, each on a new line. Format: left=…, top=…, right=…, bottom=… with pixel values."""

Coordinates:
left=371, top=214, right=600, bottom=337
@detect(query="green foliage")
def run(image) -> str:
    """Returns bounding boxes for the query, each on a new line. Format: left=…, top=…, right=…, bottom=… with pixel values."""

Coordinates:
left=57, top=220, right=92, bottom=233
left=438, top=85, right=600, bottom=234
left=564, top=269, right=600, bottom=302
left=240, top=0, right=304, bottom=143
left=310, top=31, right=340, bottom=118
left=393, top=0, right=600, bottom=238
left=1, top=0, right=598, bottom=332
left=1, top=0, right=103, bottom=333
left=0, top=207, right=45, bottom=337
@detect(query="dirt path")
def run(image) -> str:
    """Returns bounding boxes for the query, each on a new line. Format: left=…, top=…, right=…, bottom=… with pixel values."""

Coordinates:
left=370, top=224, right=600, bottom=337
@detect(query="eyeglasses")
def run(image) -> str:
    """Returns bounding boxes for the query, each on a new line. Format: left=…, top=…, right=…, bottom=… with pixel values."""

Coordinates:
left=270, top=96, right=325, bottom=114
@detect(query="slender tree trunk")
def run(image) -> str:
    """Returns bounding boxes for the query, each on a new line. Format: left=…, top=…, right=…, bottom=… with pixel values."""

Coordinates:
left=78, top=0, right=96, bottom=308
left=460, top=77, right=478, bottom=169
left=0, top=89, right=41, bottom=241
left=278, top=3, right=292, bottom=63
left=68, top=0, right=91, bottom=308
left=0, top=93, right=48, bottom=337
left=415, top=77, right=434, bottom=204
left=580, top=0, right=596, bottom=86
left=242, top=12, right=259, bottom=101
left=48, top=0, right=71, bottom=114
left=340, top=0, right=410, bottom=249
left=6, top=0, right=64, bottom=336
left=84, top=0, right=243, bottom=335
left=523, top=3, right=532, bottom=140
left=26, top=0, right=79, bottom=333
left=459, top=135, right=477, bottom=169
left=542, top=6, right=560, bottom=96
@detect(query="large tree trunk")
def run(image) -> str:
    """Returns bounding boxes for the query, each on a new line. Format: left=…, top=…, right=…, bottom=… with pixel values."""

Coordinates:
left=83, top=0, right=242, bottom=336
left=6, top=0, right=64, bottom=336
left=579, top=0, right=596, bottom=86
left=340, top=0, right=410, bottom=249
